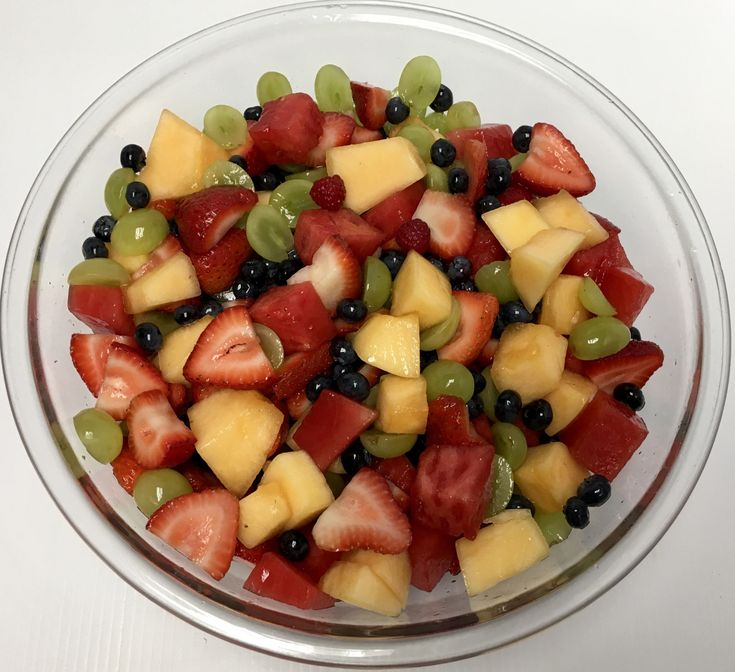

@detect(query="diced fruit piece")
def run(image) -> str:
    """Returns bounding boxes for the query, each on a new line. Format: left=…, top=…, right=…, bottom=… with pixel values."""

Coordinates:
left=463, top=138, right=489, bottom=203
left=481, top=200, right=550, bottom=255
left=376, top=374, right=428, bottom=434
left=390, top=250, right=452, bottom=329
left=425, top=395, right=485, bottom=447
left=352, top=312, right=420, bottom=378
left=598, top=266, right=654, bottom=326
left=146, top=488, right=239, bottom=580
left=412, top=190, right=475, bottom=260
left=298, top=527, right=342, bottom=581
left=319, top=560, right=402, bottom=616
left=111, top=443, right=144, bottom=494
left=563, top=215, right=632, bottom=283
left=306, top=112, right=356, bottom=167
left=466, top=224, right=507, bottom=273
left=156, top=316, right=213, bottom=385
left=130, top=235, right=183, bottom=281
left=177, top=459, right=221, bottom=493
left=123, top=251, right=200, bottom=314
left=188, top=389, right=284, bottom=497
left=326, top=137, right=427, bottom=213
left=351, top=126, right=383, bottom=144
left=444, top=124, right=515, bottom=160
left=583, top=340, right=664, bottom=394
left=543, top=370, right=598, bottom=435
left=409, top=522, right=458, bottom=592
left=188, top=227, right=251, bottom=294
left=149, top=198, right=178, bottom=221
left=272, top=342, right=333, bottom=400
left=107, top=246, right=148, bottom=274
left=70, top=333, right=138, bottom=395
left=534, top=190, right=608, bottom=249
left=538, top=274, right=591, bottom=335
left=67, top=285, right=136, bottom=336
left=235, top=538, right=278, bottom=564
left=363, top=180, right=426, bottom=240
left=437, top=290, right=499, bottom=366
left=238, top=481, right=292, bottom=548
left=491, top=324, right=567, bottom=404
left=498, top=182, right=534, bottom=206
left=350, top=81, right=390, bottom=130
left=231, top=134, right=270, bottom=177
left=455, top=509, right=549, bottom=596
left=345, top=549, right=411, bottom=607
left=375, top=458, right=416, bottom=496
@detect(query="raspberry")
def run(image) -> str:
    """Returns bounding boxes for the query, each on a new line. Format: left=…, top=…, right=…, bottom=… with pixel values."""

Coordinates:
left=310, top=175, right=346, bottom=211
left=396, top=218, right=431, bottom=254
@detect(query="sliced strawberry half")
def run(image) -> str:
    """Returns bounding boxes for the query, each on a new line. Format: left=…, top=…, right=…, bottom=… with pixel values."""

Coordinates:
left=147, top=489, right=239, bottom=580
left=437, top=290, right=499, bottom=366
left=70, top=333, right=138, bottom=395
left=425, top=395, right=485, bottom=447
left=177, top=459, right=222, bottom=493
left=306, top=112, right=356, bottom=167
left=131, top=235, right=182, bottom=281
left=350, top=81, right=390, bottom=130
left=272, top=342, right=333, bottom=400
left=188, top=227, right=251, bottom=294
left=351, top=126, right=384, bottom=144
left=312, top=468, right=411, bottom=554
left=294, top=208, right=383, bottom=263
left=363, top=180, right=425, bottom=240
left=149, top=198, right=178, bottom=221
left=583, top=340, right=664, bottom=394
left=111, top=442, right=144, bottom=494
left=466, top=224, right=507, bottom=276
left=476, top=337, right=499, bottom=367
left=412, top=190, right=475, bottom=260
left=463, top=138, right=489, bottom=203
left=184, top=305, right=275, bottom=389
left=286, top=389, right=311, bottom=419
left=167, top=382, right=190, bottom=415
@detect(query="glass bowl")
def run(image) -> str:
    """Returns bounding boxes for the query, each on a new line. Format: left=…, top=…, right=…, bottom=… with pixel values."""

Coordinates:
left=1, top=1, right=729, bottom=666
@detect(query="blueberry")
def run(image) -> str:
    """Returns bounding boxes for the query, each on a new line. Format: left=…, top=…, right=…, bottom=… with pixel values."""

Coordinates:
left=253, top=171, right=279, bottom=191
left=522, top=399, right=553, bottom=432
left=341, top=443, right=373, bottom=476
left=420, top=349, right=438, bottom=370
left=491, top=314, right=506, bottom=339
left=507, top=493, right=535, bottom=517
left=512, top=125, right=532, bottom=153
left=423, top=254, right=445, bottom=273
left=120, top=144, right=146, bottom=172
left=228, top=155, right=247, bottom=169
left=330, top=338, right=358, bottom=366
left=476, top=195, right=502, bottom=217
left=494, top=389, right=522, bottom=423
left=430, top=138, right=457, bottom=168
left=330, top=362, right=352, bottom=380
left=577, top=474, right=612, bottom=507
left=380, top=250, right=405, bottom=279
left=173, top=304, right=199, bottom=325
left=539, top=433, right=561, bottom=444
left=232, top=278, right=261, bottom=300
left=629, top=326, right=642, bottom=341
left=447, top=256, right=472, bottom=281
left=243, top=105, right=262, bottom=121
left=563, top=496, right=590, bottom=529
left=287, top=249, right=302, bottom=264
left=430, top=84, right=454, bottom=113
left=278, top=530, right=309, bottom=562
left=335, top=372, right=370, bottom=401
left=241, top=259, right=267, bottom=284
left=305, top=375, right=334, bottom=402
left=276, top=259, right=300, bottom=285
left=500, top=300, right=533, bottom=325
left=448, top=167, right=469, bottom=194
left=125, top=181, right=150, bottom=209
left=134, top=322, right=163, bottom=353
left=453, top=279, right=477, bottom=292
left=613, top=383, right=645, bottom=411
left=82, top=236, right=108, bottom=259
left=92, top=215, right=116, bottom=242
left=199, top=300, right=223, bottom=318
left=337, top=298, right=367, bottom=322
left=467, top=395, right=484, bottom=419
left=472, top=371, right=487, bottom=394
left=486, top=158, right=512, bottom=195
left=385, top=96, right=410, bottom=124
left=262, top=259, right=280, bottom=283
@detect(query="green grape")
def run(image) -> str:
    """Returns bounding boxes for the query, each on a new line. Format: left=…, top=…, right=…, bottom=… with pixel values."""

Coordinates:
left=68, top=258, right=130, bottom=287
left=133, top=469, right=193, bottom=517
left=423, top=360, right=475, bottom=402
left=569, top=316, right=631, bottom=360
left=362, top=256, right=392, bottom=311
left=285, top=166, right=328, bottom=183
left=110, top=209, right=169, bottom=256
left=446, top=101, right=481, bottom=131
left=253, top=323, right=285, bottom=369
left=491, top=422, right=528, bottom=470
left=269, top=179, right=318, bottom=228
left=134, top=311, right=179, bottom=337
left=277, top=163, right=307, bottom=174
left=325, top=471, right=345, bottom=497
left=478, top=367, right=498, bottom=421
left=203, top=159, right=254, bottom=189
left=73, top=408, right=123, bottom=464
left=244, top=204, right=294, bottom=262
left=257, top=71, right=292, bottom=105
left=363, top=385, right=379, bottom=409
left=360, top=430, right=417, bottom=458
left=486, top=455, right=514, bottom=517
left=314, top=64, right=354, bottom=113
left=420, top=297, right=461, bottom=350
left=475, top=261, right=520, bottom=303
left=509, top=153, right=527, bottom=171
left=579, top=277, right=616, bottom=317
left=535, top=511, right=572, bottom=546
left=203, top=105, right=249, bottom=149
left=398, top=55, right=442, bottom=114
left=425, top=164, right=449, bottom=192
left=397, top=124, right=434, bottom=162
left=424, top=111, right=448, bottom=134
left=104, top=167, right=135, bottom=220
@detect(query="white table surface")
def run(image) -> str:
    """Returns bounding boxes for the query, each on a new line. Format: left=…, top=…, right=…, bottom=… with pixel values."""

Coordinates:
left=2, top=1, right=733, bottom=670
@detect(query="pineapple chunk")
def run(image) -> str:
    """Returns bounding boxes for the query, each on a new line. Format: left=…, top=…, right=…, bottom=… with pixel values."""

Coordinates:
left=319, top=561, right=404, bottom=617
left=534, top=190, right=609, bottom=250
left=456, top=509, right=549, bottom=596
left=352, top=313, right=420, bottom=378
left=481, top=200, right=550, bottom=254
left=543, top=371, right=597, bottom=435
left=345, top=550, right=411, bottom=607
left=238, top=481, right=292, bottom=548
left=257, top=191, right=272, bottom=205
left=326, top=137, right=427, bottom=213
left=260, top=451, right=334, bottom=529
left=123, top=251, right=200, bottom=314
left=376, top=374, right=428, bottom=434
left=539, top=275, right=591, bottom=335
left=391, top=250, right=452, bottom=329
left=514, top=442, right=589, bottom=513
left=188, top=389, right=283, bottom=497
left=157, top=316, right=213, bottom=384
left=107, top=245, right=147, bottom=274
left=491, top=323, right=567, bottom=404
left=510, top=228, right=585, bottom=311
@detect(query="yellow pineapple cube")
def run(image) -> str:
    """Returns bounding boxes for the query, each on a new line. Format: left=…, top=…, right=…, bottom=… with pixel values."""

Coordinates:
left=534, top=189, right=609, bottom=250
left=345, top=550, right=411, bottom=608
left=538, top=275, right=591, bottom=335
left=107, top=245, right=147, bottom=274
left=238, top=481, right=292, bottom=548
left=157, top=316, right=213, bottom=384
left=352, top=313, right=420, bottom=378
left=391, top=250, right=452, bottom=329
left=123, top=251, right=201, bottom=314
left=319, top=561, right=404, bottom=617
left=481, top=200, right=550, bottom=254
left=543, top=371, right=598, bottom=435
left=376, top=374, right=428, bottom=434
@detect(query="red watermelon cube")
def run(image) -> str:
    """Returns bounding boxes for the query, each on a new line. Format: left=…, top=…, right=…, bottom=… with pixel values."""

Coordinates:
left=294, top=208, right=384, bottom=263
left=466, top=223, right=507, bottom=274
left=67, top=285, right=136, bottom=336
left=445, top=123, right=515, bottom=160
left=363, top=180, right=426, bottom=239
left=563, top=215, right=632, bottom=283
left=408, top=522, right=459, bottom=592
left=374, top=455, right=417, bottom=493
left=599, top=266, right=654, bottom=326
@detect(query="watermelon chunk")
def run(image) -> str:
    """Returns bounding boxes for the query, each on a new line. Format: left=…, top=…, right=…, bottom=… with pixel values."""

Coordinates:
left=445, top=123, right=515, bottom=160
left=298, top=526, right=342, bottom=582
left=374, top=456, right=417, bottom=493
left=466, top=223, right=507, bottom=274
left=426, top=395, right=486, bottom=447
left=599, top=266, right=654, bottom=326
left=271, top=342, right=333, bottom=400
left=408, top=522, right=459, bottom=592
left=67, top=285, right=135, bottom=336
left=563, top=215, right=632, bottom=283
left=363, top=180, right=426, bottom=239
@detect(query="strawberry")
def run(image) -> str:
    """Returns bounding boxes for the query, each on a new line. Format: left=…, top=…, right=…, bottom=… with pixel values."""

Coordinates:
left=312, top=468, right=411, bottom=553
left=70, top=333, right=138, bottom=395
left=565, top=351, right=587, bottom=375
left=515, top=122, right=596, bottom=197
left=126, top=389, right=196, bottom=468
left=462, top=138, right=489, bottom=203
left=309, top=175, right=346, bottom=211
left=583, top=340, right=664, bottom=393
left=96, top=343, right=169, bottom=420
left=287, top=236, right=362, bottom=313
left=306, top=112, right=356, bottom=167
left=357, top=363, right=382, bottom=386
left=351, top=126, right=384, bottom=144
left=111, top=442, right=144, bottom=494
left=476, top=337, right=499, bottom=367
left=149, top=198, right=178, bottom=221
left=271, top=341, right=333, bottom=400
left=437, top=290, right=499, bottom=365
left=497, top=182, right=534, bottom=206
left=183, top=305, right=275, bottom=389
left=445, top=123, right=514, bottom=160
left=363, top=180, right=425, bottom=240
left=374, top=455, right=416, bottom=493
left=188, top=227, right=251, bottom=294
left=167, top=382, right=190, bottom=415
left=191, top=383, right=224, bottom=403
left=395, top=218, right=431, bottom=254
left=146, top=488, right=239, bottom=580
left=412, top=190, right=475, bottom=260
left=67, top=285, right=136, bottom=336
left=175, top=186, right=257, bottom=254
left=177, top=459, right=222, bottom=493
left=231, top=136, right=270, bottom=177
left=425, top=395, right=485, bottom=447
left=286, top=389, right=311, bottom=419
left=466, top=224, right=507, bottom=276
left=350, top=81, right=390, bottom=130
left=388, top=481, right=410, bottom=511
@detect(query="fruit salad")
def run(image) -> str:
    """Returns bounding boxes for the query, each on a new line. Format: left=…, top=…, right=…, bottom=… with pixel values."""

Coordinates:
left=67, top=56, right=663, bottom=617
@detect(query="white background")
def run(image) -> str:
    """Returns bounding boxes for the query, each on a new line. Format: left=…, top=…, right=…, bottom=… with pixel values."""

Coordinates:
left=1, top=1, right=733, bottom=670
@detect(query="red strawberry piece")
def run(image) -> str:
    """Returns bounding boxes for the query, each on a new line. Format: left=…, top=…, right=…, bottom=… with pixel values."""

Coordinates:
left=466, top=224, right=507, bottom=274
left=412, top=190, right=475, bottom=260
left=583, top=340, right=663, bottom=393
left=351, top=126, right=384, bottom=144
left=309, top=175, right=346, bottom=211
left=565, top=351, right=587, bottom=375
left=350, top=81, right=390, bottom=130
left=234, top=538, right=278, bottom=564
left=408, top=522, right=458, bottom=592
left=111, top=442, right=144, bottom=494
left=167, top=382, right=190, bottom=414
left=96, top=343, right=168, bottom=420
left=188, top=227, right=251, bottom=294
left=147, top=488, right=239, bottom=580
left=244, top=551, right=336, bottom=610
left=412, top=442, right=494, bottom=540
left=388, top=481, right=411, bottom=511
left=363, top=180, right=426, bottom=240
left=249, top=93, right=323, bottom=165
left=67, top=285, right=136, bottom=336
left=306, top=112, right=356, bottom=167
left=515, top=122, right=596, bottom=197
left=463, top=138, right=489, bottom=203
left=175, top=186, right=257, bottom=254
left=437, top=290, right=499, bottom=366
left=292, top=390, right=377, bottom=470
left=177, top=459, right=222, bottom=493
left=287, top=236, right=362, bottom=313
left=476, top=337, right=499, bottom=367
left=70, top=333, right=138, bottom=395
left=599, top=266, right=654, bottom=326
left=126, top=389, right=196, bottom=468
left=271, top=342, right=333, bottom=400
left=286, top=389, right=311, bottom=419
left=357, top=363, right=382, bottom=386
left=471, top=413, right=495, bottom=444
left=445, top=123, right=514, bottom=160
left=232, top=136, right=270, bottom=177
left=184, top=305, right=275, bottom=389
left=149, top=198, right=178, bottom=221
left=297, top=526, right=342, bottom=582
left=190, top=383, right=224, bottom=402
left=396, top=218, right=431, bottom=254
left=515, top=419, right=542, bottom=447
left=563, top=215, right=631, bottom=283
left=497, top=182, right=535, bottom=206
left=425, top=395, right=485, bottom=447
left=375, top=455, right=416, bottom=493
left=312, top=468, right=411, bottom=553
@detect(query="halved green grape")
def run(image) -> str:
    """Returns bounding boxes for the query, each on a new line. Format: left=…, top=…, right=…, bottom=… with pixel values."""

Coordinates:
left=446, top=101, right=481, bottom=131
left=491, top=422, right=528, bottom=470
left=203, top=105, right=249, bottom=150
left=569, top=316, right=631, bottom=360
left=203, top=159, right=254, bottom=189
left=486, top=455, right=514, bottom=517
left=277, top=163, right=308, bottom=174
left=285, top=166, right=328, bottom=183
left=110, top=208, right=169, bottom=256
left=397, top=124, right=434, bottom=162
left=253, top=323, right=285, bottom=369
left=478, top=367, right=499, bottom=421
left=244, top=204, right=294, bottom=262
left=269, top=179, right=318, bottom=228
left=134, top=311, right=179, bottom=337
left=509, top=153, right=527, bottom=171
left=73, top=408, right=123, bottom=464
left=535, top=511, right=572, bottom=546
left=68, top=258, right=130, bottom=287
left=360, top=430, right=417, bottom=458
left=314, top=64, right=354, bottom=113
left=424, top=111, right=448, bottom=135
left=363, top=386, right=379, bottom=409
left=398, top=55, right=442, bottom=114
left=579, top=277, right=617, bottom=317
left=425, top=164, right=449, bottom=192
left=362, top=256, right=392, bottom=311
left=420, top=297, right=461, bottom=350
left=475, top=261, right=520, bottom=303
left=104, top=167, right=135, bottom=220
left=423, top=360, right=475, bottom=403
left=325, top=471, right=346, bottom=498
left=257, top=71, right=292, bottom=105
left=133, top=468, right=193, bottom=517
